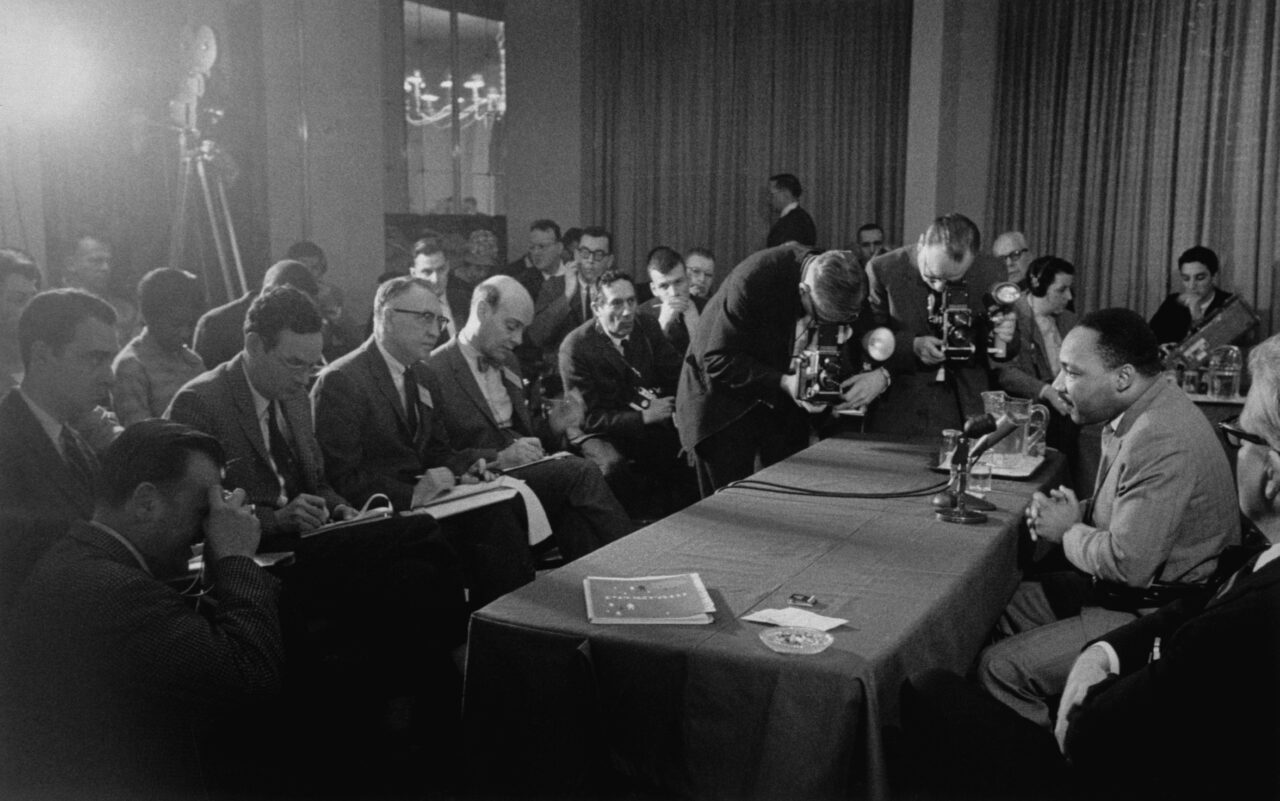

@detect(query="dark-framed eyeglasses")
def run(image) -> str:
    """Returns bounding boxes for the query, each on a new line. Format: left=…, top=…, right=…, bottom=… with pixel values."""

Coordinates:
left=576, top=247, right=611, bottom=263
left=392, top=307, right=444, bottom=327
left=1219, top=417, right=1269, bottom=449
left=999, top=247, right=1029, bottom=263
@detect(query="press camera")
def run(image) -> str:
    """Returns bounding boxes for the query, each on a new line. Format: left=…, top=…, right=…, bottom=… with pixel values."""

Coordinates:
left=927, top=282, right=1021, bottom=362
left=795, top=325, right=895, bottom=404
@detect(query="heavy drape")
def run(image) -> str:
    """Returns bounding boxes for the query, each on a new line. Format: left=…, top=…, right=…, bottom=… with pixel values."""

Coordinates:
left=987, top=0, right=1280, bottom=335
left=581, top=0, right=912, bottom=278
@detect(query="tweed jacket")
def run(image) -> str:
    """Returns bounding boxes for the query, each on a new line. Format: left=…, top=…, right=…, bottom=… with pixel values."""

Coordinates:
left=165, top=353, right=347, bottom=541
left=0, top=521, right=282, bottom=794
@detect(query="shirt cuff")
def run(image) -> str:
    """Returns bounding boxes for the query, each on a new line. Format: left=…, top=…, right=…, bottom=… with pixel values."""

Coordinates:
left=1093, top=641, right=1121, bottom=674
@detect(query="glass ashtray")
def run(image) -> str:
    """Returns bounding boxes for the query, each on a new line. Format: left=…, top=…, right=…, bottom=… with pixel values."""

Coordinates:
left=758, top=626, right=834, bottom=655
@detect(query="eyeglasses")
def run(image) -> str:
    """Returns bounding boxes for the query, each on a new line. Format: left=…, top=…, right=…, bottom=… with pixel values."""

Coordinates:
left=577, top=247, right=611, bottom=263
left=998, top=248, right=1029, bottom=263
left=1219, top=417, right=1269, bottom=449
left=392, top=308, right=445, bottom=327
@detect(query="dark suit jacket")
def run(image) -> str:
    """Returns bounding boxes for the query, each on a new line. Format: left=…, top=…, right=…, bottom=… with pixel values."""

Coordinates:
left=1148, top=287, right=1233, bottom=346
left=865, top=245, right=1018, bottom=436
left=422, top=339, right=549, bottom=460
left=528, top=274, right=592, bottom=356
left=499, top=255, right=550, bottom=302
left=1065, top=552, right=1280, bottom=799
left=0, top=389, right=95, bottom=530
left=561, top=315, right=682, bottom=441
left=436, top=279, right=476, bottom=347
left=676, top=244, right=812, bottom=452
left=311, top=338, right=481, bottom=510
left=192, top=292, right=253, bottom=369
left=767, top=206, right=817, bottom=248
left=165, top=354, right=346, bottom=542
left=639, top=294, right=708, bottom=356
left=0, top=521, right=282, bottom=795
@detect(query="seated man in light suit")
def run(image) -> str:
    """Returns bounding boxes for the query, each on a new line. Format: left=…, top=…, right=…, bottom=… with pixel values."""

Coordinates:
left=978, top=308, right=1239, bottom=730
left=311, top=276, right=533, bottom=601
left=899, top=332, right=1280, bottom=801
left=423, top=276, right=631, bottom=559
left=560, top=270, right=697, bottom=516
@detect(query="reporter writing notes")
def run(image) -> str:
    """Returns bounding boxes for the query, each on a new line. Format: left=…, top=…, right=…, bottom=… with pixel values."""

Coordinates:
left=864, top=213, right=1018, bottom=436
left=677, top=245, right=887, bottom=495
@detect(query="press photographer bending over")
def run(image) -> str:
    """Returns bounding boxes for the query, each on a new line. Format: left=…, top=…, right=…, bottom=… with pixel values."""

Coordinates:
left=676, top=244, right=886, bottom=496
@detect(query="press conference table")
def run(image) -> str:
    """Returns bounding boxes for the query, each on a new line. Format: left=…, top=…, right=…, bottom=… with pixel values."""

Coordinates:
left=461, top=435, right=1066, bottom=800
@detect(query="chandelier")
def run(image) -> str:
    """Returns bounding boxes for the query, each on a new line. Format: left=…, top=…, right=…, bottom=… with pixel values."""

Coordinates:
left=404, top=69, right=505, bottom=128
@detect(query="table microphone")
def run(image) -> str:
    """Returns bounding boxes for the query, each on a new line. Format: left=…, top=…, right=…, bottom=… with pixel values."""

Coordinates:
left=934, top=412, right=1012, bottom=524
left=968, top=413, right=1019, bottom=463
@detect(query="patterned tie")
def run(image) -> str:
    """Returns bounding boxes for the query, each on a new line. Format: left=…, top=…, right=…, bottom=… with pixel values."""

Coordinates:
left=403, top=367, right=419, bottom=438
left=266, top=401, right=303, bottom=499
left=60, top=426, right=94, bottom=486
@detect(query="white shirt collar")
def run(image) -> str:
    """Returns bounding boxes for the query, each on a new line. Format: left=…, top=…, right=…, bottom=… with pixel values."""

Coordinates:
left=1256, top=542, right=1280, bottom=573
left=780, top=201, right=799, bottom=218
left=456, top=335, right=485, bottom=366
left=87, top=520, right=153, bottom=577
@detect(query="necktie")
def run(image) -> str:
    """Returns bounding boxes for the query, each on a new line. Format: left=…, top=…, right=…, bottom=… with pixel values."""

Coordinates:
left=580, top=287, right=589, bottom=321
left=621, top=336, right=637, bottom=366
left=60, top=426, right=94, bottom=486
left=266, top=401, right=303, bottom=499
left=404, top=368, right=419, bottom=438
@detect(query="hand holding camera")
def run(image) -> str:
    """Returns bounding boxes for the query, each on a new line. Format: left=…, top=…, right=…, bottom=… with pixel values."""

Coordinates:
left=204, top=486, right=261, bottom=562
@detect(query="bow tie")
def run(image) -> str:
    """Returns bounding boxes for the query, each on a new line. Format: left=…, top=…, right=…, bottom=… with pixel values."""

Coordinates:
left=477, top=355, right=503, bottom=373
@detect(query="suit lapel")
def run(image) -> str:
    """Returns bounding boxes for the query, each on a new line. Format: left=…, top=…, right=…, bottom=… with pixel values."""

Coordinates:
left=589, top=321, right=634, bottom=385
left=225, top=357, right=272, bottom=467
left=447, top=343, right=502, bottom=430
left=1211, top=554, right=1280, bottom=608
left=362, top=343, right=411, bottom=434
left=3, top=392, right=92, bottom=512
left=503, top=366, right=532, bottom=434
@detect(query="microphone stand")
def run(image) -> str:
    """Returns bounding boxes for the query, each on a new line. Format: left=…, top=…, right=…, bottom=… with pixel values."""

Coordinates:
left=932, top=436, right=994, bottom=524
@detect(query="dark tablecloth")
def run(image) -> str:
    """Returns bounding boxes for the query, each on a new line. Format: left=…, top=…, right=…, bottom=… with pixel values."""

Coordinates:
left=462, top=435, right=1066, bottom=799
